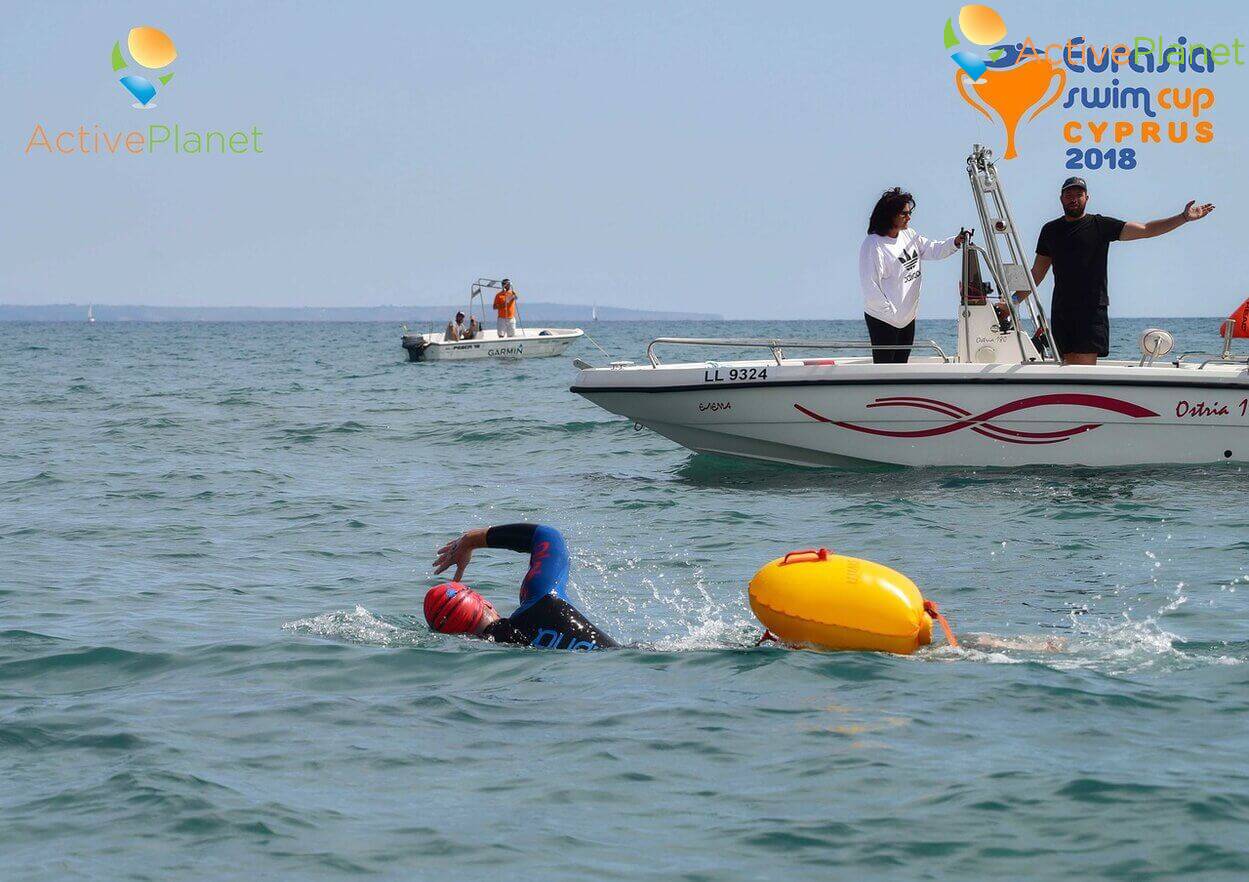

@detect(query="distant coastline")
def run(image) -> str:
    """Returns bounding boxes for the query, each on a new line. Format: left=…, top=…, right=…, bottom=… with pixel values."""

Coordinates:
left=0, top=303, right=721, bottom=322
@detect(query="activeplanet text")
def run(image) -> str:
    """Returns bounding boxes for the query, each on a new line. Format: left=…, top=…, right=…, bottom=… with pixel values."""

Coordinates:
left=24, top=124, right=264, bottom=156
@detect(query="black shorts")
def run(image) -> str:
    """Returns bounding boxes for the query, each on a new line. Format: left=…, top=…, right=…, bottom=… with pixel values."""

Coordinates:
left=1050, top=305, right=1109, bottom=358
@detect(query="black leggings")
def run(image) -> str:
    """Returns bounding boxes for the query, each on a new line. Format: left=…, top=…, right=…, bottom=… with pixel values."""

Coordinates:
left=864, top=313, right=916, bottom=364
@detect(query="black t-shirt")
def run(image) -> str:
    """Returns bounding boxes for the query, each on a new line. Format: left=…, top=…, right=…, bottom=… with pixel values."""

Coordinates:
left=1036, top=213, right=1125, bottom=314
left=483, top=593, right=618, bottom=650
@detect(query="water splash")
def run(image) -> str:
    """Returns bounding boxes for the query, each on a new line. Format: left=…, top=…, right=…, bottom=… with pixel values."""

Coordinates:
left=282, top=605, right=424, bottom=647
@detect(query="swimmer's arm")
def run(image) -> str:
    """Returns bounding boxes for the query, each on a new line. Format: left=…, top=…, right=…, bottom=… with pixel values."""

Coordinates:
left=484, top=523, right=539, bottom=553
left=435, top=524, right=569, bottom=602
left=962, top=634, right=1067, bottom=653
left=486, top=523, right=570, bottom=605
left=433, top=523, right=544, bottom=576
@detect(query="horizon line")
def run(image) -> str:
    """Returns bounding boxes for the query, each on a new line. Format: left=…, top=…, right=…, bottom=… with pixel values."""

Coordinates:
left=2, top=302, right=1233, bottom=320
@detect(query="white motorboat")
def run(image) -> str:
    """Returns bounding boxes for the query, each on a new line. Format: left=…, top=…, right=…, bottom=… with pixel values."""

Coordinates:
left=571, top=147, right=1249, bottom=468
left=406, top=327, right=583, bottom=361
left=572, top=344, right=1249, bottom=467
left=402, top=278, right=583, bottom=362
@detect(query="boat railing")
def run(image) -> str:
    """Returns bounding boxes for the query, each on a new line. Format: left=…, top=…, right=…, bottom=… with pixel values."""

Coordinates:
left=1171, top=310, right=1248, bottom=368
left=645, top=337, right=950, bottom=367
left=1173, top=351, right=1249, bottom=370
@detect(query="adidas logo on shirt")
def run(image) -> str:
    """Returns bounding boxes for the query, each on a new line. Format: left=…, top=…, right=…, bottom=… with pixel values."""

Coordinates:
left=896, top=247, right=919, bottom=270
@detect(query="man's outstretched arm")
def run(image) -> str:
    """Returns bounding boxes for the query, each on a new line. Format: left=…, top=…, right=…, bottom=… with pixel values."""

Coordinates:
left=1120, top=201, right=1215, bottom=241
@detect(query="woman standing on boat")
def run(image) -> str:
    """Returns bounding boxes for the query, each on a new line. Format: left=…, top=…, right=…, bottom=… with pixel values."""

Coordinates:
left=858, top=188, right=967, bottom=363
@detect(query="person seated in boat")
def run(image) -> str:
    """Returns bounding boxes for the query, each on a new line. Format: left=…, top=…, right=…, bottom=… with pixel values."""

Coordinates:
left=859, top=188, right=968, bottom=364
left=1027, top=176, right=1215, bottom=365
left=493, top=279, right=519, bottom=338
left=462, top=315, right=481, bottom=340
left=425, top=523, right=617, bottom=651
left=445, top=311, right=466, bottom=341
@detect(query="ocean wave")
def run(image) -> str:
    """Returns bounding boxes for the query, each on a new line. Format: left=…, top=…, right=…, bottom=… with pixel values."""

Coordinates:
left=439, top=419, right=615, bottom=444
left=275, top=421, right=369, bottom=442
left=1, top=470, right=64, bottom=489
left=0, top=645, right=177, bottom=694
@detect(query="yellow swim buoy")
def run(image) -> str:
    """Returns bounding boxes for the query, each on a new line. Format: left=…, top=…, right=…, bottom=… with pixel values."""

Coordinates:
left=749, top=548, right=957, bottom=654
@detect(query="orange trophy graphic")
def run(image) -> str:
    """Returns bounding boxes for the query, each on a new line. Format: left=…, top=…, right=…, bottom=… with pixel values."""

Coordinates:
left=955, top=58, right=1066, bottom=160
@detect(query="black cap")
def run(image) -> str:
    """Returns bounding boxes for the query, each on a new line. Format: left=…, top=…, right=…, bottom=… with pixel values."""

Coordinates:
left=1061, top=176, right=1087, bottom=193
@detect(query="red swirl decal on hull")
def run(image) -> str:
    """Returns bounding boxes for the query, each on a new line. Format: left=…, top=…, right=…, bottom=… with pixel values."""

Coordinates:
left=795, top=394, right=1158, bottom=445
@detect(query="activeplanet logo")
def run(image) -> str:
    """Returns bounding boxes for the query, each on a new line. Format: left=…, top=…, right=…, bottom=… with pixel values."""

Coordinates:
left=113, top=25, right=177, bottom=109
left=22, top=23, right=264, bottom=158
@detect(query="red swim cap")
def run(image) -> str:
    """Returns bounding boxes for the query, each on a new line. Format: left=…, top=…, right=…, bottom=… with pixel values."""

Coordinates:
left=424, top=582, right=493, bottom=634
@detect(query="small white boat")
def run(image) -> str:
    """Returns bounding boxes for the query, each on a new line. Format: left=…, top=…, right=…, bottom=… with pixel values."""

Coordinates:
left=402, top=278, right=583, bottom=362
left=87, top=305, right=95, bottom=324
left=404, top=326, right=584, bottom=361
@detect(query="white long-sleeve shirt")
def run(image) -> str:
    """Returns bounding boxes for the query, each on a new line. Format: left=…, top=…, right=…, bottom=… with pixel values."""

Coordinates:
left=859, top=229, right=960, bottom=329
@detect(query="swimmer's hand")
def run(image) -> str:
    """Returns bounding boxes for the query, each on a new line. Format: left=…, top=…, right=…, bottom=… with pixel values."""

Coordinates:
left=433, top=528, right=489, bottom=582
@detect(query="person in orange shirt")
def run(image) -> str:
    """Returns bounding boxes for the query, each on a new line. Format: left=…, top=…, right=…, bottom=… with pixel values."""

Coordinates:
left=493, top=279, right=518, bottom=338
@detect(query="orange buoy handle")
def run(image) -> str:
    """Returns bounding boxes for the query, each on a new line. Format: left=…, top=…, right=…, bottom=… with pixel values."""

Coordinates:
left=780, top=548, right=831, bottom=566
left=923, top=600, right=959, bottom=649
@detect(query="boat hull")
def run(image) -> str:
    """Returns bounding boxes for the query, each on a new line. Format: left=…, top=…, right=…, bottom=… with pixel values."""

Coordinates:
left=403, top=329, right=582, bottom=362
left=572, top=360, right=1249, bottom=468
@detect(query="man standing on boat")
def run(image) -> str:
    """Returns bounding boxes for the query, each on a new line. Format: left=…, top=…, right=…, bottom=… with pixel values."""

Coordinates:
left=1029, top=177, right=1214, bottom=365
left=493, top=279, right=519, bottom=338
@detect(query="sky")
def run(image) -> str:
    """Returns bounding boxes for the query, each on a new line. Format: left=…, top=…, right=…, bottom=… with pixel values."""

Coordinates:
left=2, top=0, right=1247, bottom=319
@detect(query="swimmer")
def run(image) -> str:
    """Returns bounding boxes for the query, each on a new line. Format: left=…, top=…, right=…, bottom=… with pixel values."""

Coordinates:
left=960, top=634, right=1068, bottom=653
left=426, top=523, right=617, bottom=650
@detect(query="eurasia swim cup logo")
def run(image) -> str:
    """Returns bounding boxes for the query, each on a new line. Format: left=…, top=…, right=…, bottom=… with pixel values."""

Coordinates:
left=112, top=26, right=177, bottom=109
left=944, top=5, right=1065, bottom=159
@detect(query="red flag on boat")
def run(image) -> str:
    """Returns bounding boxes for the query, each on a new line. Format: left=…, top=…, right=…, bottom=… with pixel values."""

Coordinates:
left=1221, top=298, right=1249, bottom=339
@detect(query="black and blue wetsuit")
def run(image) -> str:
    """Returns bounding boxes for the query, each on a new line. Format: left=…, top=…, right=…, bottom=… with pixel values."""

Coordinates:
left=481, top=524, right=617, bottom=651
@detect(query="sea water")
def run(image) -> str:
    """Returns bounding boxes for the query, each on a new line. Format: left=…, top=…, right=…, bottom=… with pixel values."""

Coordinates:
left=2, top=319, right=1247, bottom=880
